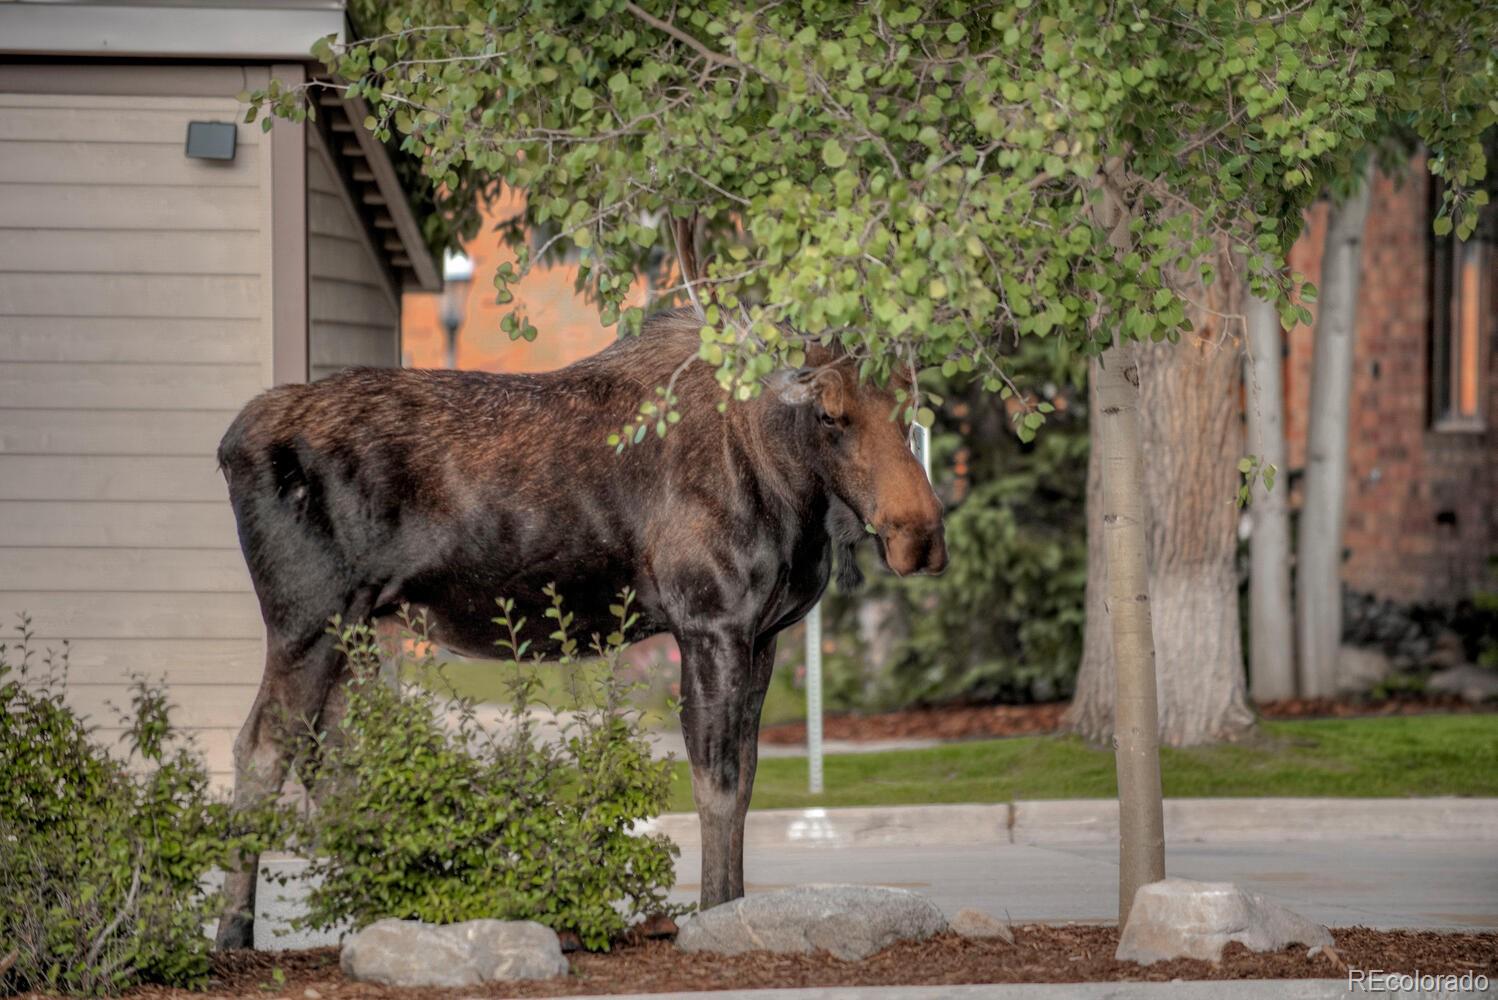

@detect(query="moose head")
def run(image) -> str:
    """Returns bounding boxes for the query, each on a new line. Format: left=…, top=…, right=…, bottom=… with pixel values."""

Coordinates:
left=773, top=363, right=948, bottom=579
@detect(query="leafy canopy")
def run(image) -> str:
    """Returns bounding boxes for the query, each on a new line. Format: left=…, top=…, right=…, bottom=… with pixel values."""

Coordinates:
left=252, top=0, right=1493, bottom=425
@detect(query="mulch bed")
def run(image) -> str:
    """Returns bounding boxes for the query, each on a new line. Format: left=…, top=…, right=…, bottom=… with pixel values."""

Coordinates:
left=758, top=693, right=1492, bottom=745
left=119, top=926, right=1498, bottom=999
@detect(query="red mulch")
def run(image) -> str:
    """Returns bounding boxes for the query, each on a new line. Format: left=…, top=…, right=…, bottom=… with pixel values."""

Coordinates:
left=758, top=693, right=1491, bottom=745
left=109, top=926, right=1497, bottom=999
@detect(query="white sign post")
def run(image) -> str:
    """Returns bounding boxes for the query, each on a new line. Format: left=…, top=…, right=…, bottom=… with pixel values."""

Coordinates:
left=804, top=602, right=824, bottom=794
left=804, top=422, right=931, bottom=794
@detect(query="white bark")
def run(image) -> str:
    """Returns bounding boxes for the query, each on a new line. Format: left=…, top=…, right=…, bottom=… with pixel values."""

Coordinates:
left=1297, top=166, right=1374, bottom=698
left=1244, top=293, right=1296, bottom=700
left=1095, top=338, right=1166, bottom=927
left=1069, top=252, right=1256, bottom=749
left=1064, top=362, right=1113, bottom=741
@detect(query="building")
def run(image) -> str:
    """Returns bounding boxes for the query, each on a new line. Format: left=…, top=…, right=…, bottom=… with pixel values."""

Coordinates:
left=1284, top=159, right=1496, bottom=605
left=0, top=1, right=439, bottom=783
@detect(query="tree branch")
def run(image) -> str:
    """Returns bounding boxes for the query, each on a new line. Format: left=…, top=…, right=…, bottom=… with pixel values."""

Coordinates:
left=623, top=3, right=750, bottom=74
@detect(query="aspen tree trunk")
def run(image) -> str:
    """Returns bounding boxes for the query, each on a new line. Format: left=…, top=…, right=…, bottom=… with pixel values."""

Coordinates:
left=1095, top=338, right=1166, bottom=926
left=1244, top=293, right=1296, bottom=700
left=1070, top=249, right=1256, bottom=748
left=1063, top=362, right=1113, bottom=739
left=1297, top=166, right=1374, bottom=697
left=1080, top=163, right=1165, bottom=926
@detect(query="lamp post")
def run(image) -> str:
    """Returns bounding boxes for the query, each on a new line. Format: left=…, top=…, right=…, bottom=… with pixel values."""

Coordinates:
left=439, top=249, right=473, bottom=369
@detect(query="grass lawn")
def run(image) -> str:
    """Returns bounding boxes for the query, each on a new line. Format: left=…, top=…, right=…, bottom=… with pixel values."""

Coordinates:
left=405, top=651, right=807, bottom=726
left=664, top=714, right=1498, bottom=812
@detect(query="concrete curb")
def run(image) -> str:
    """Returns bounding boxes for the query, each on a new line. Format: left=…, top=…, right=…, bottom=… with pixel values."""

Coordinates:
left=638, top=798, right=1498, bottom=850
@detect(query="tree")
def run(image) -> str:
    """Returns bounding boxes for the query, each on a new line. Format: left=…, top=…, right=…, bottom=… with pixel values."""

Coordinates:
left=1244, top=291, right=1295, bottom=701
left=1296, top=163, right=1375, bottom=697
left=1069, top=236, right=1257, bottom=747
left=252, top=0, right=1494, bottom=925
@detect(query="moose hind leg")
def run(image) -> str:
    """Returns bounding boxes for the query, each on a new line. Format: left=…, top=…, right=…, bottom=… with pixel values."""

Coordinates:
left=677, top=630, right=756, bottom=909
left=216, top=597, right=372, bottom=949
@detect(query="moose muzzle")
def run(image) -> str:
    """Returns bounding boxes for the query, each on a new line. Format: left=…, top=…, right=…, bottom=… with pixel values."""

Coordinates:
left=880, top=522, right=949, bottom=577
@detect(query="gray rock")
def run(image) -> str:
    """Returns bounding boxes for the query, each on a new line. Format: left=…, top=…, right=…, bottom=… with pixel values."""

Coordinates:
left=1336, top=645, right=1392, bottom=694
left=1116, top=879, right=1332, bottom=965
left=676, top=884, right=947, bottom=960
left=949, top=908, right=1015, bottom=944
left=1426, top=664, right=1498, bottom=703
left=340, top=918, right=568, bottom=987
left=1425, top=631, right=1468, bottom=671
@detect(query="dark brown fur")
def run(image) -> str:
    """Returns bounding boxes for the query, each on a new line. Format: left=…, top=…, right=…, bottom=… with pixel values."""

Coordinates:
left=213, top=309, right=945, bottom=948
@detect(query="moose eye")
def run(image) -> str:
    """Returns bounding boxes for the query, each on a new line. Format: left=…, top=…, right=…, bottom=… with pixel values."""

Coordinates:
left=819, top=412, right=839, bottom=428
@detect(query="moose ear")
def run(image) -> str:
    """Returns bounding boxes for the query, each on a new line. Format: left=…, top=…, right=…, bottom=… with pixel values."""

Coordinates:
left=814, top=368, right=846, bottom=419
left=769, top=368, right=817, bottom=405
left=771, top=367, right=845, bottom=418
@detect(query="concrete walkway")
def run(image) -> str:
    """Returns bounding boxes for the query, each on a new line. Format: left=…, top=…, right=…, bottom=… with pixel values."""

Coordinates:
left=451, top=704, right=942, bottom=758
left=248, top=801, right=1498, bottom=950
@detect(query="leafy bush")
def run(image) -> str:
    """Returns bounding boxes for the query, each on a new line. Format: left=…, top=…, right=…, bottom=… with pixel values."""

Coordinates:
left=0, top=617, right=273, bottom=996
left=288, top=588, right=682, bottom=951
left=821, top=377, right=1089, bottom=710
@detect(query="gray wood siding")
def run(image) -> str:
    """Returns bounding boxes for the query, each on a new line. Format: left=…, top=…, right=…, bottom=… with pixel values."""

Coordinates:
left=0, top=90, right=273, bottom=782
left=306, top=128, right=398, bottom=382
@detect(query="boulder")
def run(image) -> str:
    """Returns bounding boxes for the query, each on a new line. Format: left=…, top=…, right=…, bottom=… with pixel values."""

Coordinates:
left=949, top=908, right=1015, bottom=944
left=340, top=918, right=568, bottom=987
left=1424, top=630, right=1468, bottom=671
left=676, top=885, right=947, bottom=960
left=1336, top=645, right=1392, bottom=694
left=1426, top=664, right=1498, bottom=703
left=1116, top=879, right=1332, bottom=965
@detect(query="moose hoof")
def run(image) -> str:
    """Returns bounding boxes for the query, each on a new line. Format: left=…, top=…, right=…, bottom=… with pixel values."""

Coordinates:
left=215, top=914, right=255, bottom=951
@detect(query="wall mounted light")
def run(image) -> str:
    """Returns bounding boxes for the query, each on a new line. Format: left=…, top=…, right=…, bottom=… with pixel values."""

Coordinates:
left=185, top=121, right=237, bottom=161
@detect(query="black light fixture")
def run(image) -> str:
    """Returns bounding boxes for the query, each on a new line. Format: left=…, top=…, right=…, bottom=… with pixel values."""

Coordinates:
left=185, top=121, right=237, bottom=161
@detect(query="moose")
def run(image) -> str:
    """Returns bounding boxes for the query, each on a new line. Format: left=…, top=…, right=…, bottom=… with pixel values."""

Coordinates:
left=213, top=308, right=946, bottom=948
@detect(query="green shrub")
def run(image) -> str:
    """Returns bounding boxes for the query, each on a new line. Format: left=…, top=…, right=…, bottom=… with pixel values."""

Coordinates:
left=0, top=617, right=275, bottom=996
left=822, top=389, right=1089, bottom=709
left=288, top=588, right=682, bottom=951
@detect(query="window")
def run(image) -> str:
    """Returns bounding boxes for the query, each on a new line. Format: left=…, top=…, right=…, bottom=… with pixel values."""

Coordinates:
left=1429, top=177, right=1492, bottom=431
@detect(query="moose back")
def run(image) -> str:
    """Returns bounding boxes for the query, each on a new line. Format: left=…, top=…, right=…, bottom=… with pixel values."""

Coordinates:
left=213, top=308, right=946, bottom=948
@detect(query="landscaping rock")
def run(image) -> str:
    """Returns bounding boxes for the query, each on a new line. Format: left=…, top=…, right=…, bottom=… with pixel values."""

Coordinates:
left=676, top=885, right=947, bottom=960
left=1426, top=664, right=1498, bottom=703
left=1116, top=878, right=1332, bottom=965
left=340, top=918, right=568, bottom=987
left=949, top=908, right=1015, bottom=944
left=1424, top=631, right=1468, bottom=671
left=1336, top=644, right=1392, bottom=694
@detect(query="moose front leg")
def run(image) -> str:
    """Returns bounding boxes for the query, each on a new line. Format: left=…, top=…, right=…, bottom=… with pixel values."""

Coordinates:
left=677, top=629, right=757, bottom=909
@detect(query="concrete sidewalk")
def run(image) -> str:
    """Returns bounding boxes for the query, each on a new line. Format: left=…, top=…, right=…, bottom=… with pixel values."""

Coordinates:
left=249, top=799, right=1498, bottom=950
left=641, top=799, right=1498, bottom=848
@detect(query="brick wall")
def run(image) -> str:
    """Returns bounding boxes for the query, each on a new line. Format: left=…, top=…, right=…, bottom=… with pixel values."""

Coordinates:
left=402, top=188, right=635, bottom=373
left=1285, top=161, right=1498, bottom=604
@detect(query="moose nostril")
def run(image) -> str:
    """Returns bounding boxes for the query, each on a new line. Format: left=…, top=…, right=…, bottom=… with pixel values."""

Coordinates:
left=925, top=533, right=949, bottom=574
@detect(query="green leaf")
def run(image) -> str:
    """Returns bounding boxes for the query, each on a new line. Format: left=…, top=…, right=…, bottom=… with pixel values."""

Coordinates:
left=821, top=138, right=848, bottom=168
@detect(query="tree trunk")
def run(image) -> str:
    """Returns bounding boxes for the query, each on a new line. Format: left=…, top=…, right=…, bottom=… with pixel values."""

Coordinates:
left=1063, top=360, right=1113, bottom=738
left=1297, top=166, right=1374, bottom=698
left=1244, top=293, right=1296, bottom=700
left=1094, top=338, right=1167, bottom=926
left=1069, top=246, right=1256, bottom=748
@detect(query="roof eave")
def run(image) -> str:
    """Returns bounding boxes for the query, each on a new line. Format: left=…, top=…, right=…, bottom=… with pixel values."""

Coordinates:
left=0, top=3, right=348, bottom=62
left=339, top=95, right=442, bottom=293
